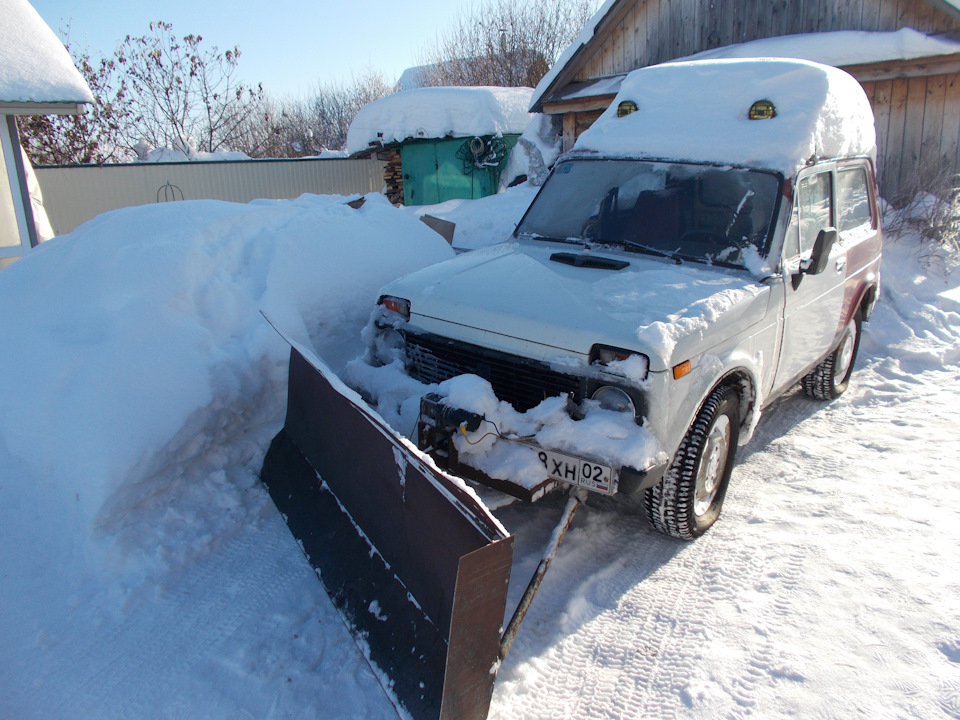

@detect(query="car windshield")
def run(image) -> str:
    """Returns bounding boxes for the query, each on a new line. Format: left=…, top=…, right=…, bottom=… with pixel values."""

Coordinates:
left=516, top=159, right=782, bottom=268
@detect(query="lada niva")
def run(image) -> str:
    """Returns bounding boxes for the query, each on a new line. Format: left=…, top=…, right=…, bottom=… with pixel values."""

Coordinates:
left=357, top=59, right=882, bottom=539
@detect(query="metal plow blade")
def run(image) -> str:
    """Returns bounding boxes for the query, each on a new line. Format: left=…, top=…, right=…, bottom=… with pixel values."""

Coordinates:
left=260, top=330, right=514, bottom=720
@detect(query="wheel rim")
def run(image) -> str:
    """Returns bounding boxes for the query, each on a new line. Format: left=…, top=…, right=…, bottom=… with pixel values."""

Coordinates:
left=694, top=414, right=731, bottom=517
left=834, top=320, right=857, bottom=382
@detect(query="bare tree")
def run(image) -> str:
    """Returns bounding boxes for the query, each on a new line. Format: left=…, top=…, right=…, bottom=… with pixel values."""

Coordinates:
left=17, top=44, right=132, bottom=165
left=416, top=0, right=597, bottom=88
left=115, top=21, right=264, bottom=154
left=253, top=71, right=396, bottom=158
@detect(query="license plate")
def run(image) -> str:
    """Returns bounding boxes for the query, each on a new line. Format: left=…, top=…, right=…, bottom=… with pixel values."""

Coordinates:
left=525, top=444, right=617, bottom=495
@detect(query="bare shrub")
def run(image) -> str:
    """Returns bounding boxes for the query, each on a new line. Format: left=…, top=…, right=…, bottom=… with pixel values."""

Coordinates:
left=884, top=168, right=960, bottom=272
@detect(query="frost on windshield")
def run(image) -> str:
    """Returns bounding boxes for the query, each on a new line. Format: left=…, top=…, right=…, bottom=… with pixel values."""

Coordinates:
left=516, top=160, right=781, bottom=269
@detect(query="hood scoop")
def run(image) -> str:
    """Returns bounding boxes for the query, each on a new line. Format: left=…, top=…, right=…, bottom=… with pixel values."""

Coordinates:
left=550, top=252, right=630, bottom=271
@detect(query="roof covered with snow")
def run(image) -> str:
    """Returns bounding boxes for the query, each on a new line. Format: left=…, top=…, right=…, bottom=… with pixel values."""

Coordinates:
left=572, top=58, right=876, bottom=177
left=685, top=27, right=960, bottom=67
left=346, top=86, right=534, bottom=156
left=0, top=0, right=94, bottom=108
left=530, top=0, right=618, bottom=111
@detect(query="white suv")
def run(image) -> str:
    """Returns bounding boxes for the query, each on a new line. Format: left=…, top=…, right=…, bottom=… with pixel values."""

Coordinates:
left=356, top=59, right=882, bottom=539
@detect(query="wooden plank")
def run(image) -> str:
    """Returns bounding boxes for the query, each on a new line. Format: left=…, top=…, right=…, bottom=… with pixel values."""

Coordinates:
left=668, top=0, right=683, bottom=59
left=900, top=76, right=930, bottom=193
left=844, top=55, right=960, bottom=83
left=876, top=0, right=898, bottom=30
left=872, top=80, right=894, bottom=191
left=921, top=74, right=948, bottom=177
left=635, top=0, right=648, bottom=66
left=646, top=0, right=661, bottom=66
left=860, top=0, right=882, bottom=30
left=884, top=78, right=910, bottom=199
left=701, top=0, right=721, bottom=49
left=797, top=0, right=818, bottom=33
left=940, top=74, right=960, bottom=179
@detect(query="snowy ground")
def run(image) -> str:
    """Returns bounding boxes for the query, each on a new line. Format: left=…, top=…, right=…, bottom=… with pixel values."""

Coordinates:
left=1, top=187, right=958, bottom=719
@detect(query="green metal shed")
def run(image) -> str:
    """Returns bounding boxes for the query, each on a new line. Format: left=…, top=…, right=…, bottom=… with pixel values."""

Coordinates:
left=401, top=134, right=520, bottom=205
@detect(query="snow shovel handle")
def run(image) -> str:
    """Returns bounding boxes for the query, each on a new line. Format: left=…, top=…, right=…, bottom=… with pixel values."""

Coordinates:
left=499, top=488, right=586, bottom=660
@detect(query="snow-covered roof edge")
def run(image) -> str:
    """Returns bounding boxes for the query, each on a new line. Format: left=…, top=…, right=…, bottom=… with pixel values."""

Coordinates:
left=0, top=0, right=93, bottom=108
left=529, top=0, right=622, bottom=112
left=346, top=86, right=534, bottom=156
left=683, top=28, right=960, bottom=68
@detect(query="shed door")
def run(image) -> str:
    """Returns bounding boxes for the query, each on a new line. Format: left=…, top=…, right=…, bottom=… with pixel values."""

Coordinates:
left=402, top=143, right=440, bottom=206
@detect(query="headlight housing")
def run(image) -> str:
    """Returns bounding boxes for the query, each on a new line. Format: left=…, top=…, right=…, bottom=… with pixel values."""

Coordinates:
left=591, top=385, right=637, bottom=414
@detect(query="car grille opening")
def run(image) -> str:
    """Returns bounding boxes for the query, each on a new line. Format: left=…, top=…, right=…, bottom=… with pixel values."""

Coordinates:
left=404, top=333, right=582, bottom=412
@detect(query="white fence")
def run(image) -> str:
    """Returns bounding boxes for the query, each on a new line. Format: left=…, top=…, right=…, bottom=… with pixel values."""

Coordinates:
left=35, top=157, right=386, bottom=236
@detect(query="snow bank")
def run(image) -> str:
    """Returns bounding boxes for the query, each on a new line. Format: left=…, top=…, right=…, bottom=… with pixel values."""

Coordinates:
left=0, top=193, right=453, bottom=570
left=0, top=0, right=93, bottom=104
left=574, top=59, right=876, bottom=177
left=685, top=27, right=960, bottom=68
left=346, top=86, right=534, bottom=156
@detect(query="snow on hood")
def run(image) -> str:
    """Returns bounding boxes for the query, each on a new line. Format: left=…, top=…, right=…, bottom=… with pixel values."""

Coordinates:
left=572, top=58, right=876, bottom=178
left=684, top=27, right=960, bottom=68
left=383, top=240, right=769, bottom=371
left=346, top=86, right=534, bottom=155
left=0, top=0, right=94, bottom=105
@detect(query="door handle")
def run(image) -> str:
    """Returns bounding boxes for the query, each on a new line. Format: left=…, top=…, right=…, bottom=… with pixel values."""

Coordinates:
left=835, top=257, right=846, bottom=274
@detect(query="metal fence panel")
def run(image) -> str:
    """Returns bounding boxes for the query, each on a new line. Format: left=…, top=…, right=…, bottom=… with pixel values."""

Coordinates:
left=34, top=158, right=386, bottom=236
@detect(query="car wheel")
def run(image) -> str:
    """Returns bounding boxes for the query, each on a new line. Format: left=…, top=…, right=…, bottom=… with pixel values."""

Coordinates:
left=802, top=316, right=861, bottom=400
left=644, top=385, right=740, bottom=540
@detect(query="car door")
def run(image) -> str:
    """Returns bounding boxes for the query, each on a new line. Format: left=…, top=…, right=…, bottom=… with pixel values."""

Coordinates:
left=773, top=164, right=848, bottom=390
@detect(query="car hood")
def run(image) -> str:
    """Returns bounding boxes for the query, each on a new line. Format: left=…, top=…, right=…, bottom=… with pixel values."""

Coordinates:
left=382, top=241, right=772, bottom=372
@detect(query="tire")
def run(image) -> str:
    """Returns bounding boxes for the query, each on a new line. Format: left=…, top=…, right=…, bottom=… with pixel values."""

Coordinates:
left=802, top=316, right=861, bottom=400
left=644, top=385, right=740, bottom=540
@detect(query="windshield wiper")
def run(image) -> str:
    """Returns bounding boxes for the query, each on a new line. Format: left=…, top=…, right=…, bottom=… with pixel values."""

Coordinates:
left=518, top=232, right=586, bottom=247
left=618, top=239, right=683, bottom=264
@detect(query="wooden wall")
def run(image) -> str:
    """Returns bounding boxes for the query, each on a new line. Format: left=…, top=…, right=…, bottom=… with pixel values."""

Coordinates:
left=862, top=72, right=960, bottom=200
left=576, top=0, right=960, bottom=79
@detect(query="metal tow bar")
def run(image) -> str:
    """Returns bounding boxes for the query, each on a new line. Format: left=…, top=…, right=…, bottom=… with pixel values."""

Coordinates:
left=499, top=487, right=587, bottom=660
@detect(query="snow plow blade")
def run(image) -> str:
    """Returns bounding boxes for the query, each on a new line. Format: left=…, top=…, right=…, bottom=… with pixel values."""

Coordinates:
left=260, top=334, right=514, bottom=720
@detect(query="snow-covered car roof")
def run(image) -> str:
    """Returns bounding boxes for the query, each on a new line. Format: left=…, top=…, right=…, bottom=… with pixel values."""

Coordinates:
left=345, top=86, right=534, bottom=156
left=0, top=0, right=94, bottom=107
left=571, top=58, right=876, bottom=177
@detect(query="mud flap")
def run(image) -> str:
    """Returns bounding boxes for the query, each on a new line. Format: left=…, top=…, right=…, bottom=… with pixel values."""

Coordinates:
left=260, top=328, right=514, bottom=720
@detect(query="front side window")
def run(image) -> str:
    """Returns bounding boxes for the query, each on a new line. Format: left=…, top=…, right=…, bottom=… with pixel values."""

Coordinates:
left=797, top=171, right=833, bottom=256
left=516, top=159, right=782, bottom=269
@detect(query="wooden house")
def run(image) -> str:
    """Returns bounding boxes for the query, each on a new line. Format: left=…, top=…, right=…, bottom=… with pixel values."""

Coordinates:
left=531, top=0, right=960, bottom=201
left=0, top=0, right=92, bottom=267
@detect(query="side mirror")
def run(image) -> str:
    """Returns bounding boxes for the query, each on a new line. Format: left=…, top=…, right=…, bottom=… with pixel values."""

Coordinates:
left=804, top=227, right=838, bottom=276
left=792, top=227, right=838, bottom=290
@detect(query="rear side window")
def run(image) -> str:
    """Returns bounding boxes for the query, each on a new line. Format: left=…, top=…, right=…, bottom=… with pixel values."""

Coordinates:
left=837, top=167, right=873, bottom=233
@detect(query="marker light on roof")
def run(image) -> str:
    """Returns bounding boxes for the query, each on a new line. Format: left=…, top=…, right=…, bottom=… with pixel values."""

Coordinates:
left=617, top=100, right=638, bottom=117
left=749, top=100, right=776, bottom=120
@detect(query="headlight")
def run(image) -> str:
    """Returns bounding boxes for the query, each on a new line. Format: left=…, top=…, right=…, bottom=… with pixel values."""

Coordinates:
left=591, top=386, right=636, bottom=414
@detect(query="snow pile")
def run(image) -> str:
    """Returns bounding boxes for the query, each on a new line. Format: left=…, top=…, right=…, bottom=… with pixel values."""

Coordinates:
left=134, top=138, right=251, bottom=163
left=502, top=114, right=563, bottom=187
left=406, top=182, right=538, bottom=250
left=0, top=0, right=94, bottom=104
left=0, top=191, right=452, bottom=608
left=346, top=86, right=534, bottom=155
left=574, top=59, right=876, bottom=177
left=686, top=27, right=960, bottom=68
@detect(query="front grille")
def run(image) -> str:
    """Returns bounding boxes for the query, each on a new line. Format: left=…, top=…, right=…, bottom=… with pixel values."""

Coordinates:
left=404, top=333, right=582, bottom=412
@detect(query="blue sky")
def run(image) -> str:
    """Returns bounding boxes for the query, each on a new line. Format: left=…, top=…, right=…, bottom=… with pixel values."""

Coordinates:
left=30, top=0, right=478, bottom=98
